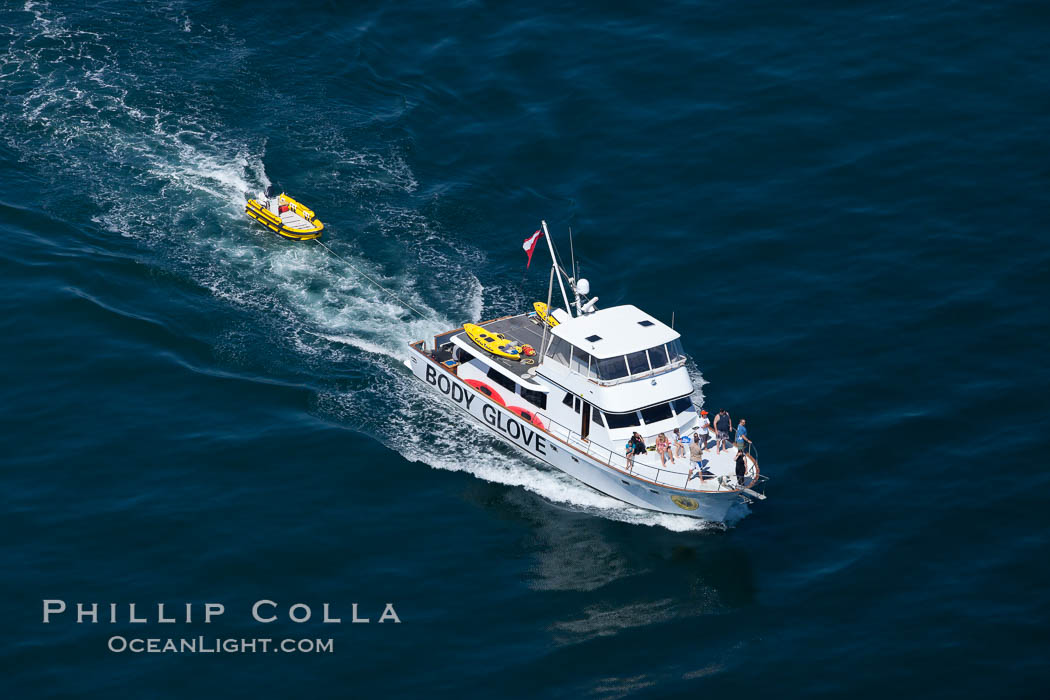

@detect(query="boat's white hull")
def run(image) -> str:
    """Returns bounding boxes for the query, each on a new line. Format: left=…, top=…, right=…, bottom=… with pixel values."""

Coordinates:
left=408, top=350, right=743, bottom=523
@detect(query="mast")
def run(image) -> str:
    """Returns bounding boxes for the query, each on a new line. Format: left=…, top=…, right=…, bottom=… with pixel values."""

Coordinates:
left=568, top=226, right=582, bottom=313
left=539, top=264, right=555, bottom=359
left=541, top=220, right=573, bottom=317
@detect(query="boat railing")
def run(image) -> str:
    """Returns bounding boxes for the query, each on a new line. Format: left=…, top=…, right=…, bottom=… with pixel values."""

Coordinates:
left=539, top=413, right=744, bottom=492
left=539, top=355, right=687, bottom=387
left=412, top=340, right=760, bottom=493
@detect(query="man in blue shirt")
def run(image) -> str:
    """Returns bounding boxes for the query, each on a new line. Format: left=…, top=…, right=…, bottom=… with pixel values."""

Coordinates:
left=735, top=419, right=750, bottom=452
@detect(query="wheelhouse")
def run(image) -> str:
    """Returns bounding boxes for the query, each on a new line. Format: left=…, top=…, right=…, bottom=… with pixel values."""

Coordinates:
left=544, top=335, right=686, bottom=384
left=539, top=304, right=686, bottom=386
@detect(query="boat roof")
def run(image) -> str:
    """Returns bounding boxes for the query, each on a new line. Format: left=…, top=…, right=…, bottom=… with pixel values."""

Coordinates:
left=550, top=304, right=679, bottom=358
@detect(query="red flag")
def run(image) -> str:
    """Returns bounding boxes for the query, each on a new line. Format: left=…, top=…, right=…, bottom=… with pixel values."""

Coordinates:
left=523, top=229, right=543, bottom=269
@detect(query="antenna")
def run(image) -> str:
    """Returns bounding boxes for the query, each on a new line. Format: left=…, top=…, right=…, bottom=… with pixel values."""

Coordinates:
left=569, top=226, right=576, bottom=284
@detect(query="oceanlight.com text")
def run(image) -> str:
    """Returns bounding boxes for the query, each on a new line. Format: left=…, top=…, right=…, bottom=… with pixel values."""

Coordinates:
left=107, top=636, right=334, bottom=654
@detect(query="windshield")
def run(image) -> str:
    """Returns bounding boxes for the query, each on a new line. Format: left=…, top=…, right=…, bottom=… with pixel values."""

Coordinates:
left=595, top=355, right=629, bottom=381
left=571, top=346, right=592, bottom=376
left=604, top=411, right=640, bottom=429
left=626, top=350, right=650, bottom=375
left=640, top=402, right=674, bottom=424
left=546, top=336, right=571, bottom=366
left=667, top=339, right=685, bottom=363
left=648, top=344, right=669, bottom=370
left=671, top=396, right=693, bottom=414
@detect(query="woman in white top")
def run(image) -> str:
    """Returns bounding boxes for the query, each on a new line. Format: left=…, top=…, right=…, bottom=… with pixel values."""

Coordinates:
left=697, top=410, right=711, bottom=449
left=672, top=428, right=686, bottom=458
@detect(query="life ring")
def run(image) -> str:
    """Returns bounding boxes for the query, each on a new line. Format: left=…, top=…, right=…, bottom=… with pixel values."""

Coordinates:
left=465, top=379, right=506, bottom=407
left=671, top=495, right=699, bottom=511
left=508, top=405, right=546, bottom=430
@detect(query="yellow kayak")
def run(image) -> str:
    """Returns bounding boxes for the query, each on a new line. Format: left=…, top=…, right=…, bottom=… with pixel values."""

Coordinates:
left=533, top=301, right=559, bottom=327
left=464, top=323, right=522, bottom=360
left=245, top=192, right=324, bottom=241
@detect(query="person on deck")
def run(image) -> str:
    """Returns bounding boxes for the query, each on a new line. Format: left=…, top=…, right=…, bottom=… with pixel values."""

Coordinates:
left=625, top=432, right=646, bottom=471
left=625, top=435, right=638, bottom=471
left=632, top=432, right=647, bottom=457
left=697, top=410, right=711, bottom=449
left=687, top=431, right=705, bottom=482
left=656, top=433, right=675, bottom=467
left=715, top=409, right=732, bottom=454
left=672, top=428, right=686, bottom=458
left=735, top=418, right=751, bottom=453
left=735, top=450, right=748, bottom=487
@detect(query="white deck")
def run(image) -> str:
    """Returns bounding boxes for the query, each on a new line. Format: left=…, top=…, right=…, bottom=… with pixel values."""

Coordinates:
left=545, top=425, right=756, bottom=493
left=279, top=209, right=313, bottom=230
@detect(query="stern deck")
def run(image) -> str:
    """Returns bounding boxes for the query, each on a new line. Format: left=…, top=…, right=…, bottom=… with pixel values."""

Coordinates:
left=433, top=312, right=551, bottom=378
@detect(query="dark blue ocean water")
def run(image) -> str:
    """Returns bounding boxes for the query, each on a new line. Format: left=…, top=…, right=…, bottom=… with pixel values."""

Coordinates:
left=2, top=0, right=1048, bottom=697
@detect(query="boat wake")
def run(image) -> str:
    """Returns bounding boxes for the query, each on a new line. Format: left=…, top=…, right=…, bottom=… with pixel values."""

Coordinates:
left=1, top=1, right=724, bottom=532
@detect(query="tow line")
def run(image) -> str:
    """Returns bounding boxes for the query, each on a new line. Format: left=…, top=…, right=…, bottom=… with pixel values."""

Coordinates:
left=311, top=238, right=429, bottom=319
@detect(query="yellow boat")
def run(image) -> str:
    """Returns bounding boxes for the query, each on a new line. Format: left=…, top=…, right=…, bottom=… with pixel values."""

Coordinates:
left=533, top=301, right=560, bottom=327
left=245, top=191, right=324, bottom=241
left=464, top=323, right=522, bottom=360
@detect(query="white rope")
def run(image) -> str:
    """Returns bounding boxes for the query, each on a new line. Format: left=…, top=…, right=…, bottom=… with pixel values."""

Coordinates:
left=312, top=239, right=429, bottom=319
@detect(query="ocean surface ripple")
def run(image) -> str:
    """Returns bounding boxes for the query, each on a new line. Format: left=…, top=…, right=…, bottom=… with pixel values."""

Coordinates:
left=1, top=1, right=1047, bottom=697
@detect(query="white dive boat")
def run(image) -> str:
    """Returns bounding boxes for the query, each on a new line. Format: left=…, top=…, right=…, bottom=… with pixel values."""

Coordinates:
left=407, top=221, right=767, bottom=522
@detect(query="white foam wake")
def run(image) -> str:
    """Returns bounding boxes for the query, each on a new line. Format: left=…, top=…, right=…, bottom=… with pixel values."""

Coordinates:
left=0, top=0, right=722, bottom=531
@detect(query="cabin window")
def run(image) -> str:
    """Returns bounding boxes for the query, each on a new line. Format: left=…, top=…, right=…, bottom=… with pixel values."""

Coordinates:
left=455, top=348, right=475, bottom=364
left=626, top=350, right=650, bottom=375
left=520, top=387, right=547, bottom=410
left=648, top=344, right=669, bottom=370
left=546, top=336, right=571, bottom=367
left=571, top=346, right=592, bottom=377
left=603, top=410, right=640, bottom=429
left=562, top=392, right=574, bottom=407
left=486, top=367, right=517, bottom=392
left=667, top=339, right=685, bottom=364
left=595, top=355, right=629, bottom=381
left=640, top=402, right=674, bottom=425
left=592, top=410, right=606, bottom=429
left=671, top=396, right=694, bottom=415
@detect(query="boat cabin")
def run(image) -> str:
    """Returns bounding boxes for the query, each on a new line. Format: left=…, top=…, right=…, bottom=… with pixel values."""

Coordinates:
left=427, top=303, right=698, bottom=452
left=535, top=304, right=697, bottom=440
